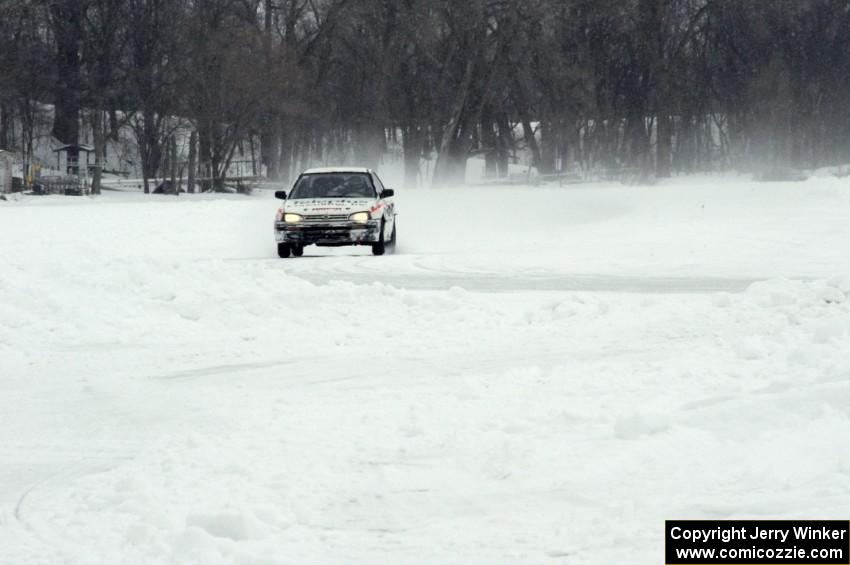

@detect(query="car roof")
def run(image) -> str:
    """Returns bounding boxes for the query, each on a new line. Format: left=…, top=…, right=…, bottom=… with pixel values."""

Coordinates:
left=302, top=167, right=373, bottom=175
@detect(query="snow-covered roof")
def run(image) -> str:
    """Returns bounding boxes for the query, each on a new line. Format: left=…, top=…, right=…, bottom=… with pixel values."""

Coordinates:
left=53, top=144, right=95, bottom=153
left=302, top=166, right=373, bottom=175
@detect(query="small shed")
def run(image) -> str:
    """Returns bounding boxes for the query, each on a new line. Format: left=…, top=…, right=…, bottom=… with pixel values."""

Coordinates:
left=53, top=144, right=94, bottom=176
left=0, top=150, right=17, bottom=193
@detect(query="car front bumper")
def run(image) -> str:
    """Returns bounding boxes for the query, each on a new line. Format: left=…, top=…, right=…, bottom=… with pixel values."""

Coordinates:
left=275, top=221, right=380, bottom=246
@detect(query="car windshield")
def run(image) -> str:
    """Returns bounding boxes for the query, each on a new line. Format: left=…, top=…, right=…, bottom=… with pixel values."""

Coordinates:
left=289, top=173, right=376, bottom=199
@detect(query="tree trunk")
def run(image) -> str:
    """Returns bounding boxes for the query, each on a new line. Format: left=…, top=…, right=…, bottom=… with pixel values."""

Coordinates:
left=108, top=106, right=120, bottom=141
left=211, top=137, right=224, bottom=192
left=0, top=102, right=11, bottom=150
left=540, top=119, right=556, bottom=175
left=187, top=130, right=197, bottom=193
left=140, top=138, right=154, bottom=194
left=521, top=118, right=541, bottom=173
left=198, top=125, right=212, bottom=192
left=563, top=120, right=579, bottom=172
left=259, top=0, right=280, bottom=180
left=479, top=106, right=498, bottom=180
left=51, top=2, right=83, bottom=144
left=20, top=100, right=35, bottom=182
left=656, top=114, right=672, bottom=178
left=140, top=109, right=163, bottom=194
left=212, top=158, right=224, bottom=191
left=496, top=115, right=512, bottom=178
left=90, top=110, right=105, bottom=195
left=434, top=58, right=476, bottom=186
left=169, top=135, right=177, bottom=194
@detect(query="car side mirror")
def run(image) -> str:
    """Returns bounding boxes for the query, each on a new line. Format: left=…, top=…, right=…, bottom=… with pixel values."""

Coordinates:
left=380, top=188, right=394, bottom=198
left=274, top=190, right=287, bottom=200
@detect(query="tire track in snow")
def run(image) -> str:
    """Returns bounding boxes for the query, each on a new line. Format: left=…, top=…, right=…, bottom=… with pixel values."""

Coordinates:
left=218, top=253, right=785, bottom=293
left=153, top=358, right=296, bottom=380
left=290, top=271, right=765, bottom=293
left=5, top=454, right=134, bottom=563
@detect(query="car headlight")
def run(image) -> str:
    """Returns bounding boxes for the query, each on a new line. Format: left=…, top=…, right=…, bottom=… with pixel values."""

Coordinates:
left=349, top=211, right=370, bottom=223
left=283, top=213, right=302, bottom=223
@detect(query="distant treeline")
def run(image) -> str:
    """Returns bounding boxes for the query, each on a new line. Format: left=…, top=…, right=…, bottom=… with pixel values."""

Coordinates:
left=1, top=0, right=850, bottom=190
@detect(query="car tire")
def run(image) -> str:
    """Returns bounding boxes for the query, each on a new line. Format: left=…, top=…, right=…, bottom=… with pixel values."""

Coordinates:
left=387, top=222, right=396, bottom=254
left=277, top=243, right=291, bottom=258
left=372, top=220, right=386, bottom=256
left=292, top=245, right=304, bottom=257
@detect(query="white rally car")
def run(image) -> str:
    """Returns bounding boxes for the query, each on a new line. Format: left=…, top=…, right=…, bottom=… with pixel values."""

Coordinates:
left=273, top=167, right=397, bottom=257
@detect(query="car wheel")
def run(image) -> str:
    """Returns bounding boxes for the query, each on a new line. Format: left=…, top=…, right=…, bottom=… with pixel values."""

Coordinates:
left=387, top=222, right=397, bottom=254
left=372, top=220, right=386, bottom=256
left=292, top=245, right=304, bottom=257
left=277, top=243, right=291, bottom=258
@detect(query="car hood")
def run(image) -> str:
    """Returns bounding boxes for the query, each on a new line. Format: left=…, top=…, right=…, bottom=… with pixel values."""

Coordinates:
left=285, top=198, right=375, bottom=215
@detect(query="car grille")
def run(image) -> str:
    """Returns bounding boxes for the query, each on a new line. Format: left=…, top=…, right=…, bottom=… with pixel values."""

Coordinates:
left=302, top=213, right=349, bottom=223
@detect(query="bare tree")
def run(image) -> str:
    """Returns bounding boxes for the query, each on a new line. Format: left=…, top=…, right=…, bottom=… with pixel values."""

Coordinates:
left=125, top=0, right=184, bottom=193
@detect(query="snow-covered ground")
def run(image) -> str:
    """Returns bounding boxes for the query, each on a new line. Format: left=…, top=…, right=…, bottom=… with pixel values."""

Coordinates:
left=1, top=176, right=850, bottom=564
